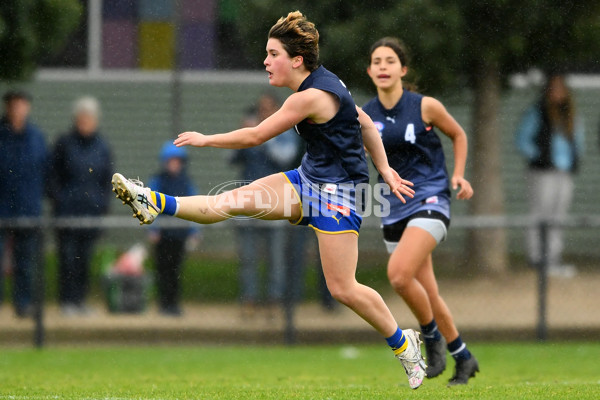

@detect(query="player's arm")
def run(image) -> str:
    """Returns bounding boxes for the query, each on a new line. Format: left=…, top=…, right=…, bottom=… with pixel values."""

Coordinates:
left=357, top=106, right=414, bottom=203
left=422, top=96, right=473, bottom=200
left=174, top=92, right=313, bottom=149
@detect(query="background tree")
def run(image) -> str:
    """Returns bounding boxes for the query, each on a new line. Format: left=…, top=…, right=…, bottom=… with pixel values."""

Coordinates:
left=0, top=0, right=82, bottom=82
left=236, top=0, right=600, bottom=273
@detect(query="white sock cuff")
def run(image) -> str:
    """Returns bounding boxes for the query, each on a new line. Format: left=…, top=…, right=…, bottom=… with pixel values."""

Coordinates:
left=422, top=326, right=439, bottom=338
left=174, top=197, right=180, bottom=216
left=449, top=343, right=466, bottom=356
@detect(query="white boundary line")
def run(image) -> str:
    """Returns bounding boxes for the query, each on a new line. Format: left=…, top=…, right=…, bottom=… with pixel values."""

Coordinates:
left=0, top=397, right=167, bottom=400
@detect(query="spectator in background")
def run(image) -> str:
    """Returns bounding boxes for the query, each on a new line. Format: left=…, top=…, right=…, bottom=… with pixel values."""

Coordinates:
left=0, top=90, right=47, bottom=318
left=47, top=96, right=113, bottom=316
left=516, top=73, right=585, bottom=278
left=230, top=92, right=305, bottom=318
left=148, top=142, right=200, bottom=317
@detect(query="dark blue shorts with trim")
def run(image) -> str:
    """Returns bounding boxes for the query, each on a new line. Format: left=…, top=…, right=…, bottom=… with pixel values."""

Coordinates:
left=282, top=169, right=362, bottom=235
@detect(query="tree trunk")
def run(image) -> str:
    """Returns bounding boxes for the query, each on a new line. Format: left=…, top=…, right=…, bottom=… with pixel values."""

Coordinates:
left=467, top=62, right=508, bottom=274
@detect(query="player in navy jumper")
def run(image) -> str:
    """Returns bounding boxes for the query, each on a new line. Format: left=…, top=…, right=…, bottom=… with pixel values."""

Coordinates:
left=111, top=12, right=427, bottom=389
left=363, top=37, right=478, bottom=386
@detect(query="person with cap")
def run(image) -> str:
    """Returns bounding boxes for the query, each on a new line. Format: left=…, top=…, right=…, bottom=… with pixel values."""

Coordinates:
left=147, top=141, right=200, bottom=316
left=47, top=96, right=113, bottom=316
left=0, top=90, right=48, bottom=318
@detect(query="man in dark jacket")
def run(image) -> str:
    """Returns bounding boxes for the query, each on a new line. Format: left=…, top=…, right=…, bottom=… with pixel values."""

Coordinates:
left=47, top=96, right=113, bottom=315
left=0, top=90, right=48, bottom=318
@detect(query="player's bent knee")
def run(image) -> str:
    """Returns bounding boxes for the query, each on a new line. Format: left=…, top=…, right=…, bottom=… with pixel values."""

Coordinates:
left=388, top=269, right=410, bottom=293
left=326, top=282, right=355, bottom=305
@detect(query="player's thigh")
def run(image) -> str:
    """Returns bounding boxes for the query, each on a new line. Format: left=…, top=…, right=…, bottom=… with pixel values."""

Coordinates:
left=389, top=226, right=437, bottom=279
left=316, top=231, right=358, bottom=287
left=242, top=173, right=301, bottom=221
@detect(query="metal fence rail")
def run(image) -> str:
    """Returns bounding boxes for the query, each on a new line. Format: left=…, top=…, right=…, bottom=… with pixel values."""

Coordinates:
left=1, top=214, right=599, bottom=347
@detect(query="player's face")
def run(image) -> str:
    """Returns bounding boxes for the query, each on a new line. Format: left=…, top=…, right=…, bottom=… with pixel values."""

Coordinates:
left=367, top=46, right=407, bottom=91
left=264, top=38, right=294, bottom=87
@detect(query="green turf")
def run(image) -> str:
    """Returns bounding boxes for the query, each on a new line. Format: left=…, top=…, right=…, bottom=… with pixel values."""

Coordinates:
left=0, top=342, right=598, bottom=399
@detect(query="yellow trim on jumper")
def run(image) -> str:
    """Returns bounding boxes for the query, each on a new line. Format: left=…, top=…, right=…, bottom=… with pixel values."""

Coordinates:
left=280, top=172, right=304, bottom=225
left=308, top=224, right=359, bottom=237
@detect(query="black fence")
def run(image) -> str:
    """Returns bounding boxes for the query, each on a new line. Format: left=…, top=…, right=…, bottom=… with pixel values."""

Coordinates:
left=2, top=214, right=599, bottom=348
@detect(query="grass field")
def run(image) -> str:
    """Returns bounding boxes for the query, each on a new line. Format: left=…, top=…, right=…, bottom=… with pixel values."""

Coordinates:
left=1, top=342, right=598, bottom=399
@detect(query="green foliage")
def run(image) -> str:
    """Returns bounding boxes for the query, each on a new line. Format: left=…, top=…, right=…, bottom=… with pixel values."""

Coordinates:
left=180, top=256, right=240, bottom=301
left=236, top=1, right=600, bottom=94
left=1, top=343, right=599, bottom=399
left=458, top=1, right=600, bottom=80
left=0, top=0, right=82, bottom=82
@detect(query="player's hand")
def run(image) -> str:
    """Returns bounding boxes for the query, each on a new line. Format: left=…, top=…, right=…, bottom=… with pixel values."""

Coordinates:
left=452, top=176, right=473, bottom=200
left=174, top=131, right=207, bottom=147
left=380, top=167, right=414, bottom=204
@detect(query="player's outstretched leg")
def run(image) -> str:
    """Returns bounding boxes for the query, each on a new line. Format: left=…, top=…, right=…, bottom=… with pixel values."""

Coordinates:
left=112, top=173, right=160, bottom=225
left=394, top=329, right=427, bottom=389
left=447, top=354, right=479, bottom=386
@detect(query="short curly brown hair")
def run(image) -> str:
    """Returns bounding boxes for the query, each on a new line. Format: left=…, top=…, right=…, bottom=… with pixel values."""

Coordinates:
left=268, top=11, right=319, bottom=72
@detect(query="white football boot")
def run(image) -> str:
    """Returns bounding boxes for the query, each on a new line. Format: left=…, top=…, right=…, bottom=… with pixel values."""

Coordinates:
left=396, top=329, right=427, bottom=389
left=112, top=173, right=158, bottom=225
